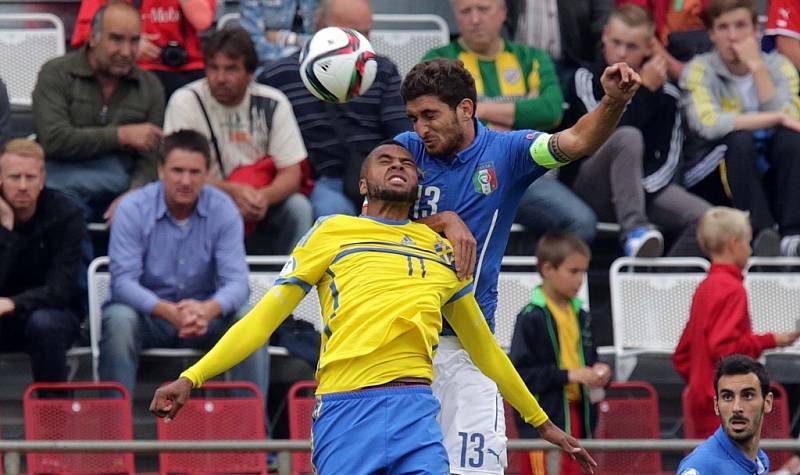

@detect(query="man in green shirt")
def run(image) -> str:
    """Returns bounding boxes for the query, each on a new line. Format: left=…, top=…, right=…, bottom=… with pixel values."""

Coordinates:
left=423, top=0, right=598, bottom=246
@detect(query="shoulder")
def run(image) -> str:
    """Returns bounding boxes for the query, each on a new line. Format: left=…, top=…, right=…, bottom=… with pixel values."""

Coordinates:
left=505, top=41, right=550, bottom=61
left=201, top=185, right=239, bottom=214
left=169, top=80, right=205, bottom=105
left=249, top=82, right=292, bottom=103
left=764, top=50, right=797, bottom=71
left=678, top=440, right=725, bottom=474
left=682, top=53, right=717, bottom=86
left=422, top=41, right=460, bottom=60
left=133, top=67, right=163, bottom=90
left=39, top=188, right=83, bottom=222
left=115, top=183, right=159, bottom=220
left=40, top=50, right=81, bottom=75
left=259, top=55, right=301, bottom=85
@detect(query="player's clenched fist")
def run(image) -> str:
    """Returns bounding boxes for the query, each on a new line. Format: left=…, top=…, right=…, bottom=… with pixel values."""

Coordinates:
left=150, top=376, right=193, bottom=422
left=600, top=62, right=642, bottom=103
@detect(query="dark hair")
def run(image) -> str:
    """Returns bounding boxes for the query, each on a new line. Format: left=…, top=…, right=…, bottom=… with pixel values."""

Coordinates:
left=161, top=129, right=211, bottom=168
left=535, top=232, right=591, bottom=272
left=706, top=0, right=758, bottom=27
left=360, top=139, right=412, bottom=179
left=203, top=28, right=258, bottom=73
left=91, top=1, right=140, bottom=40
left=714, top=354, right=770, bottom=399
left=400, top=59, right=477, bottom=112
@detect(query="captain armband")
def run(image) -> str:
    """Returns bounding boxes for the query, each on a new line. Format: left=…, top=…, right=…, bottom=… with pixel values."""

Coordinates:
left=529, top=132, right=574, bottom=169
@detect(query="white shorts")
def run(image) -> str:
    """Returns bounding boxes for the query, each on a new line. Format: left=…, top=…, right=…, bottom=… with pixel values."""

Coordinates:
left=432, top=335, right=507, bottom=475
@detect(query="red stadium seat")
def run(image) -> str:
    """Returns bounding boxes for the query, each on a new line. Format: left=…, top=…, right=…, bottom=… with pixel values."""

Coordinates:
left=23, top=382, right=135, bottom=474
left=594, top=381, right=662, bottom=474
left=503, top=400, right=522, bottom=475
left=683, top=382, right=791, bottom=466
left=762, top=382, right=792, bottom=468
left=287, top=380, right=318, bottom=475
left=156, top=381, right=267, bottom=475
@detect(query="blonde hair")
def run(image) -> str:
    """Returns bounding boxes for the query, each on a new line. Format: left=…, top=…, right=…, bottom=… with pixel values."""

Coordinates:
left=697, top=206, right=751, bottom=256
left=2, top=138, right=45, bottom=161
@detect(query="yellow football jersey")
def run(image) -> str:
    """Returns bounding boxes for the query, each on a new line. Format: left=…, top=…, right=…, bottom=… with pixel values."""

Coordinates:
left=274, top=214, right=472, bottom=394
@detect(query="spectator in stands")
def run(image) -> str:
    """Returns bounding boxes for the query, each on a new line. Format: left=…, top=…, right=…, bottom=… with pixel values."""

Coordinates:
left=617, top=0, right=713, bottom=81
left=425, top=0, right=598, bottom=245
left=259, top=0, right=410, bottom=218
left=514, top=0, right=614, bottom=76
left=764, top=0, right=800, bottom=71
left=680, top=0, right=800, bottom=256
left=673, top=207, right=800, bottom=439
left=240, top=0, right=317, bottom=65
left=0, top=79, right=9, bottom=148
left=510, top=232, right=610, bottom=475
left=561, top=4, right=710, bottom=257
left=99, top=129, right=268, bottom=399
left=164, top=28, right=312, bottom=255
left=32, top=2, right=164, bottom=225
left=0, top=139, right=84, bottom=382
left=678, top=354, right=773, bottom=474
left=71, top=0, right=217, bottom=99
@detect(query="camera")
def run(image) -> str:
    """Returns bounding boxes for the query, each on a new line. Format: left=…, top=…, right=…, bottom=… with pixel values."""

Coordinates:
left=161, top=41, right=188, bottom=67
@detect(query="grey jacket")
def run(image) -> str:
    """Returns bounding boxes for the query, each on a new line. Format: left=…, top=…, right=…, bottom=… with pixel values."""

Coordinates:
left=679, top=49, right=800, bottom=187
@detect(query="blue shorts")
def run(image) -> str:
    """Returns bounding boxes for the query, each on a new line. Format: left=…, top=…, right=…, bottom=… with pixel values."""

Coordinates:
left=312, top=385, right=449, bottom=475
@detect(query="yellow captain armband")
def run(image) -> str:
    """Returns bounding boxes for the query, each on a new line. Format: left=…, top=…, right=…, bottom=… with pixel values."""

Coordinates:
left=529, top=132, right=572, bottom=169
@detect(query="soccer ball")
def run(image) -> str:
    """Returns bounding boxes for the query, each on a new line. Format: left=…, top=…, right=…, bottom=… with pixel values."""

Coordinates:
left=299, top=27, right=377, bottom=103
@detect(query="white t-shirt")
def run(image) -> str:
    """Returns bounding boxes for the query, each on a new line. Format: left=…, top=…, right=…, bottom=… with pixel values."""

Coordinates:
left=731, top=73, right=759, bottom=113
left=164, top=79, right=307, bottom=179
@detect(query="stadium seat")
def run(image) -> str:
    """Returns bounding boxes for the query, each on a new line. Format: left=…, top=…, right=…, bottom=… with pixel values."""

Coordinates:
left=369, top=14, right=449, bottom=77
left=87, top=255, right=323, bottom=381
left=0, top=13, right=65, bottom=107
left=745, top=257, right=800, bottom=355
left=287, top=380, right=317, bottom=475
left=23, top=382, right=135, bottom=475
left=156, top=381, right=267, bottom=475
left=594, top=381, right=662, bottom=474
left=494, top=256, right=589, bottom=353
left=609, top=257, right=711, bottom=380
left=763, top=382, right=792, bottom=468
left=503, top=400, right=521, bottom=475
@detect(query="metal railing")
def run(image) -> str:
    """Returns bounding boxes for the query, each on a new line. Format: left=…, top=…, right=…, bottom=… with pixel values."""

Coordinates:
left=3, top=438, right=800, bottom=475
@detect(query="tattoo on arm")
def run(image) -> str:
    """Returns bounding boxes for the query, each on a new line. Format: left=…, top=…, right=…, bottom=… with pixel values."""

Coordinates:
left=547, top=133, right=574, bottom=163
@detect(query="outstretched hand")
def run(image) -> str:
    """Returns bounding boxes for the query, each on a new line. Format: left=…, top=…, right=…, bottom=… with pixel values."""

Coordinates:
left=537, top=420, right=597, bottom=474
left=600, top=62, right=642, bottom=104
left=149, top=377, right=193, bottom=422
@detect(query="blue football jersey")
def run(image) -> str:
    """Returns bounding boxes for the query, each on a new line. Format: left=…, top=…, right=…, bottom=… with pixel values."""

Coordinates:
left=396, top=120, right=555, bottom=331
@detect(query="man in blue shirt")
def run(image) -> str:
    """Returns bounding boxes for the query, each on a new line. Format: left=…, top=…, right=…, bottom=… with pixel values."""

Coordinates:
left=678, top=354, right=772, bottom=475
left=395, top=57, right=641, bottom=474
left=99, top=129, right=267, bottom=400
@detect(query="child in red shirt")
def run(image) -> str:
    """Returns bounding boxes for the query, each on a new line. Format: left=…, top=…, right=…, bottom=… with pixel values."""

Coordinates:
left=673, top=207, right=800, bottom=438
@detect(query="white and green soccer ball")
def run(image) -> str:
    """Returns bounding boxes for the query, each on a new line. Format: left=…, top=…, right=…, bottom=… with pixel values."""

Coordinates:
left=299, top=27, right=378, bottom=103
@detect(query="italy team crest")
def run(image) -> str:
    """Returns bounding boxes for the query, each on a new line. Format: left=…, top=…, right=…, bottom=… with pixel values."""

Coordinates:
left=472, top=162, right=498, bottom=195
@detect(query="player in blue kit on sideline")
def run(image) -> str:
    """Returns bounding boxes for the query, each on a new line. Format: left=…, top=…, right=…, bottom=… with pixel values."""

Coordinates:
left=394, top=58, right=641, bottom=474
left=678, top=354, right=772, bottom=475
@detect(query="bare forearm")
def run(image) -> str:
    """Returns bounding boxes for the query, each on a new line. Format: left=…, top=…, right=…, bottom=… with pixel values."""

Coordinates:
left=179, top=0, right=215, bottom=31
left=777, top=36, right=800, bottom=71
left=476, top=102, right=516, bottom=129
left=734, top=111, right=783, bottom=131
left=415, top=211, right=457, bottom=233
left=559, top=96, right=627, bottom=159
left=752, top=65, right=777, bottom=105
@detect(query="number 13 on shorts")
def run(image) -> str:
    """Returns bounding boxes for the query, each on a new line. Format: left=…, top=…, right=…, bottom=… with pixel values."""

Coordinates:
left=458, top=431, right=486, bottom=468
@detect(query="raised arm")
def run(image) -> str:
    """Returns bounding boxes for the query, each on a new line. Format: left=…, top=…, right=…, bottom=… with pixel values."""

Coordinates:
left=444, top=295, right=597, bottom=473
left=553, top=63, right=641, bottom=161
